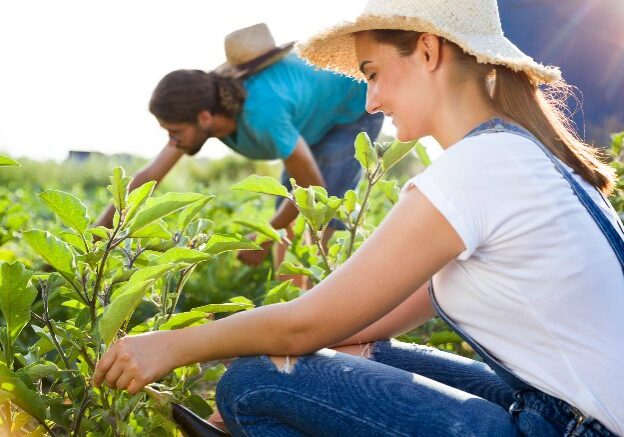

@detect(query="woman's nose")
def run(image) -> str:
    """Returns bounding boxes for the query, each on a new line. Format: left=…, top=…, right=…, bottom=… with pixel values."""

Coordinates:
left=365, top=88, right=381, bottom=114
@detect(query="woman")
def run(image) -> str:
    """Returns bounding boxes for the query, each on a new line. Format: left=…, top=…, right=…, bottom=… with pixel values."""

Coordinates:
left=94, top=1, right=623, bottom=435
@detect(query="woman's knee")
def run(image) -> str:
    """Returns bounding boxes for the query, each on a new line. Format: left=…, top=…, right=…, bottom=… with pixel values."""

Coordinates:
left=216, top=356, right=269, bottom=414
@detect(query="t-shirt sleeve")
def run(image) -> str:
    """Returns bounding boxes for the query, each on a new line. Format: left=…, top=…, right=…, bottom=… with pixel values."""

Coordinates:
left=400, top=139, right=497, bottom=260
left=245, top=98, right=300, bottom=159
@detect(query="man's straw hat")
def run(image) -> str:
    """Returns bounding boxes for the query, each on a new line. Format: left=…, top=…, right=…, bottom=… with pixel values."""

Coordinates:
left=297, top=0, right=561, bottom=84
left=215, top=23, right=295, bottom=79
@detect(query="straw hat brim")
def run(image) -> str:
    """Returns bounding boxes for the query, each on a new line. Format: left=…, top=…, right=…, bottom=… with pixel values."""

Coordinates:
left=297, top=15, right=561, bottom=84
left=215, top=42, right=295, bottom=79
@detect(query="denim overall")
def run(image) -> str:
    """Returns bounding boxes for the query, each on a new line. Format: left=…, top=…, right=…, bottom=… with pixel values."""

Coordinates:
left=429, top=118, right=622, bottom=436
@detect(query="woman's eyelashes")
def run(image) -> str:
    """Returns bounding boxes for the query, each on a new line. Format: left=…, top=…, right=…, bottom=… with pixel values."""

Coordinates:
left=367, top=72, right=377, bottom=81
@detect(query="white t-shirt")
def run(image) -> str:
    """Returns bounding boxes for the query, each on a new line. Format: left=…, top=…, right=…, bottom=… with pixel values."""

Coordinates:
left=406, top=131, right=624, bottom=434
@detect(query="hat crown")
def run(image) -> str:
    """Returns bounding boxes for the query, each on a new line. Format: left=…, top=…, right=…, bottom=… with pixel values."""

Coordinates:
left=224, top=23, right=277, bottom=66
left=363, top=0, right=503, bottom=35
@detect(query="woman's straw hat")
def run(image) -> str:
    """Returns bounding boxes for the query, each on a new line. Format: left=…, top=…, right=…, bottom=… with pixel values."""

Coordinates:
left=297, top=0, right=561, bottom=84
left=215, top=23, right=295, bottom=79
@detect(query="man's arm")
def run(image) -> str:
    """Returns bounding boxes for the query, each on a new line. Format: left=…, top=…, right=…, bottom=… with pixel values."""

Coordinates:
left=238, top=136, right=326, bottom=266
left=95, top=145, right=184, bottom=228
left=270, top=136, right=325, bottom=230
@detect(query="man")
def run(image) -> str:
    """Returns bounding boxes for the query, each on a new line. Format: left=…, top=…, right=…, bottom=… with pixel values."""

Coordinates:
left=97, top=23, right=384, bottom=265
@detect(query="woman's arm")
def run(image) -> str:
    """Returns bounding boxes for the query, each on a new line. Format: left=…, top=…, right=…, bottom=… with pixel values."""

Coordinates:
left=331, top=281, right=434, bottom=347
left=94, top=186, right=464, bottom=393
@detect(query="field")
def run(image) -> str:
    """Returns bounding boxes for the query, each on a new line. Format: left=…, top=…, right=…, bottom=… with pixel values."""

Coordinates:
left=0, top=131, right=622, bottom=436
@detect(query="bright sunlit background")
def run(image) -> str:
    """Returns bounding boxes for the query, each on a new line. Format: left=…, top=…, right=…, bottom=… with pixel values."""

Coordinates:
left=3, top=1, right=621, bottom=164
left=0, top=0, right=435, bottom=163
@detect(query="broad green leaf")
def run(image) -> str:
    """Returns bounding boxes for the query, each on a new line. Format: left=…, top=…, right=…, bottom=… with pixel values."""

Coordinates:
left=611, top=131, right=624, bottom=155
left=201, top=363, right=227, bottom=382
left=58, top=231, right=88, bottom=253
left=292, top=187, right=325, bottom=231
left=321, top=196, right=343, bottom=226
left=204, top=233, right=260, bottom=255
left=354, top=132, right=377, bottom=173
left=233, top=219, right=281, bottom=243
left=262, top=280, right=300, bottom=305
left=343, top=190, right=357, bottom=214
left=61, top=298, right=87, bottom=309
left=377, top=179, right=400, bottom=204
left=0, top=262, right=37, bottom=346
left=159, top=311, right=208, bottom=330
left=428, top=330, right=463, bottom=345
left=125, top=180, right=157, bottom=224
left=108, top=167, right=132, bottom=212
left=127, top=263, right=175, bottom=285
left=39, top=190, right=91, bottom=235
left=414, top=141, right=432, bottom=167
left=183, top=394, right=212, bottom=419
left=381, top=140, right=417, bottom=172
left=89, top=226, right=110, bottom=240
left=230, top=175, right=290, bottom=197
left=153, top=248, right=212, bottom=265
left=177, top=196, right=214, bottom=232
left=17, top=362, right=59, bottom=380
left=277, top=262, right=313, bottom=277
left=0, top=155, right=20, bottom=167
left=0, top=362, right=46, bottom=421
left=99, top=280, right=155, bottom=345
left=192, top=302, right=254, bottom=314
left=0, top=389, right=14, bottom=403
left=128, top=220, right=171, bottom=239
left=127, top=192, right=208, bottom=234
left=22, top=230, right=76, bottom=283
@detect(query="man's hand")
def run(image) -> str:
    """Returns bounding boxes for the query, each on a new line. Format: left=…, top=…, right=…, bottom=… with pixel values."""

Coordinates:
left=237, top=237, right=273, bottom=267
left=94, top=330, right=180, bottom=394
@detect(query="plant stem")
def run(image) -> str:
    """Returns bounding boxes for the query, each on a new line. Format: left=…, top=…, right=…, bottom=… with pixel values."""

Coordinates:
left=166, top=266, right=196, bottom=321
left=41, top=284, right=72, bottom=372
left=72, top=392, right=91, bottom=437
left=310, top=228, right=332, bottom=273
left=91, top=223, right=122, bottom=326
left=346, top=164, right=381, bottom=258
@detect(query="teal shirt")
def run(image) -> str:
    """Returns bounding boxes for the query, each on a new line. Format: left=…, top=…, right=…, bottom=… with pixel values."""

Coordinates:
left=222, top=54, right=367, bottom=160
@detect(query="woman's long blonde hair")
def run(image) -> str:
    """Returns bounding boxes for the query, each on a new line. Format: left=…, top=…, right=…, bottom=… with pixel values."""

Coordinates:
left=369, top=30, right=615, bottom=194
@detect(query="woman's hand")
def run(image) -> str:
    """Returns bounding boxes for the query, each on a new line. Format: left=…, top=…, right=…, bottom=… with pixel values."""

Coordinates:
left=94, top=330, right=180, bottom=394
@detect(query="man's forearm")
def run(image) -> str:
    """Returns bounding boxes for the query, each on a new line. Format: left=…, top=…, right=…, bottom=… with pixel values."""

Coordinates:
left=269, top=199, right=300, bottom=230
left=95, top=204, right=116, bottom=229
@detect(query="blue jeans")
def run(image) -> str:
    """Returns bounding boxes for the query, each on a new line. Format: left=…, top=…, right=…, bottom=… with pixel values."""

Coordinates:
left=216, top=340, right=616, bottom=436
left=217, top=340, right=519, bottom=436
left=277, top=112, right=384, bottom=230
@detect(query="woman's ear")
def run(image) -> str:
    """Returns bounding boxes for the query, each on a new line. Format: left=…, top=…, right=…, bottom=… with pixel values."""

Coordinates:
left=418, top=34, right=444, bottom=71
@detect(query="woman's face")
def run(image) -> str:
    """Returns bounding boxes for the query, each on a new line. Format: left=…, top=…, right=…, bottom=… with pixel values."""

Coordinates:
left=354, top=32, right=432, bottom=141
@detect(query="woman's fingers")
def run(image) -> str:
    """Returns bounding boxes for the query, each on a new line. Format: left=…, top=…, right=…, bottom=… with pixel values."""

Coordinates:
left=103, top=361, right=125, bottom=388
left=93, top=346, right=117, bottom=387
left=114, top=369, right=135, bottom=390
left=126, top=378, right=147, bottom=395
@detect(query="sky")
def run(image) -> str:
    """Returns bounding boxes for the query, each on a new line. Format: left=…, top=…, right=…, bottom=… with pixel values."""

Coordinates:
left=0, top=0, right=428, bottom=163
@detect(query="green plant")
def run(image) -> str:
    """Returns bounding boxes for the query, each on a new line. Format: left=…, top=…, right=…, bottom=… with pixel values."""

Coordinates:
left=0, top=167, right=259, bottom=435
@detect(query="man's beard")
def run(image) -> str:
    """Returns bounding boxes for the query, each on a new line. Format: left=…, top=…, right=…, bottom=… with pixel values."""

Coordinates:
left=185, top=126, right=214, bottom=156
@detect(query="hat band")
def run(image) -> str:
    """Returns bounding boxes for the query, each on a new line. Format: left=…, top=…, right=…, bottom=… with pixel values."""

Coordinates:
left=233, top=42, right=295, bottom=78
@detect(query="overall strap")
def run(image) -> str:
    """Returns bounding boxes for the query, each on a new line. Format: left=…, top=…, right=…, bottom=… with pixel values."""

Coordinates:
left=474, top=119, right=624, bottom=272
left=428, top=284, right=534, bottom=391
left=428, top=118, right=624, bottom=392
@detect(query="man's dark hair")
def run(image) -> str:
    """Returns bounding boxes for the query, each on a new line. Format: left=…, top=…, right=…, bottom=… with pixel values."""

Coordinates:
left=149, top=69, right=246, bottom=123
